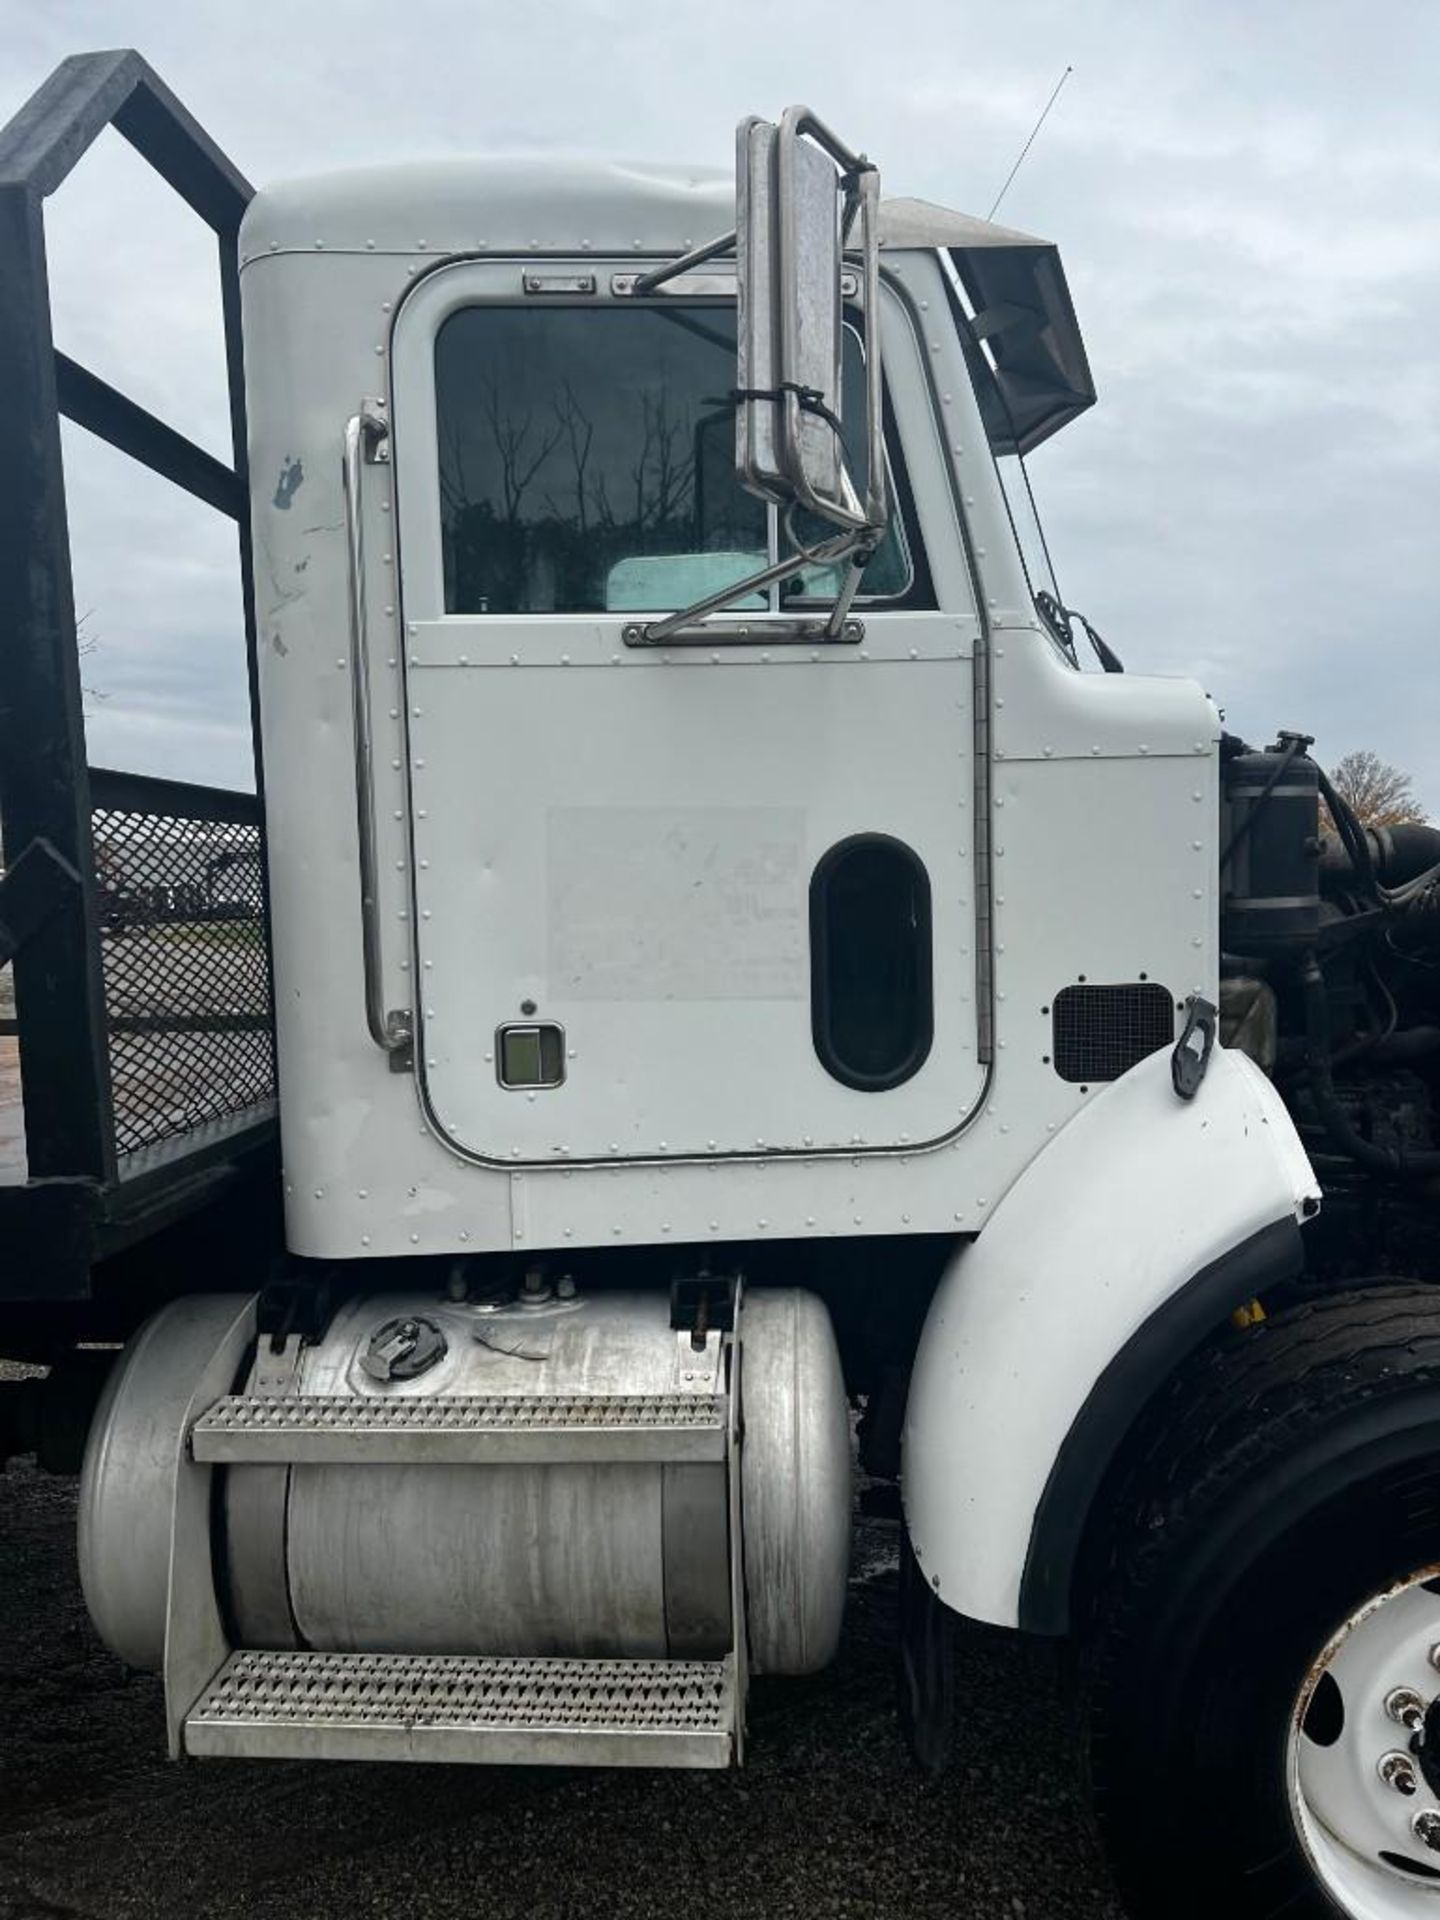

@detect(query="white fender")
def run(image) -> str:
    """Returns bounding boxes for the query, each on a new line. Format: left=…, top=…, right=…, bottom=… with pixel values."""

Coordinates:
left=901, top=1044, right=1320, bottom=1630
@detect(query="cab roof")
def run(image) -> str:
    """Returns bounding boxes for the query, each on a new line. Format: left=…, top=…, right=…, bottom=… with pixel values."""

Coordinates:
left=241, top=158, right=1093, bottom=451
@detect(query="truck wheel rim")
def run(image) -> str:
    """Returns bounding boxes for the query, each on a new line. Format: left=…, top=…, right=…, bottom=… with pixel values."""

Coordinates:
left=1289, top=1567, right=1440, bottom=1916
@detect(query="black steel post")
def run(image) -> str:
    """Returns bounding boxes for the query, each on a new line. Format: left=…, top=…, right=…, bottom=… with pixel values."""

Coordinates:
left=0, top=49, right=258, bottom=1194
left=0, top=180, right=115, bottom=1181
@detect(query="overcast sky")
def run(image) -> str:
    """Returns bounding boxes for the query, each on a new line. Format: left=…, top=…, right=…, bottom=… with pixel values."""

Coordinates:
left=5, top=1, right=1438, bottom=809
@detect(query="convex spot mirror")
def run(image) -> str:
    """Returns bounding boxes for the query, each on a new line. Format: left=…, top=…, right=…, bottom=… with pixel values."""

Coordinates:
left=736, top=107, right=888, bottom=541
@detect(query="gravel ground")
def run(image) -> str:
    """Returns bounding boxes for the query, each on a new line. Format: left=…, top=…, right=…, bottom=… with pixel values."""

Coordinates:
left=0, top=1460, right=1125, bottom=1920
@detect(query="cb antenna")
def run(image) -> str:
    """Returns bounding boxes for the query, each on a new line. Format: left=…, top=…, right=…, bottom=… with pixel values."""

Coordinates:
left=986, top=65, right=1073, bottom=222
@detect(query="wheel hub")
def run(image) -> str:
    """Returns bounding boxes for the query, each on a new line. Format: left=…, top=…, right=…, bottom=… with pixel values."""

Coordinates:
left=1418, top=1694, right=1440, bottom=1801
left=1290, top=1568, right=1440, bottom=1915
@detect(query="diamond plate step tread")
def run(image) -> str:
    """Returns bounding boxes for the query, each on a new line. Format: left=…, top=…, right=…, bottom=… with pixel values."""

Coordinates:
left=190, top=1391, right=728, bottom=1465
left=185, top=1650, right=735, bottom=1768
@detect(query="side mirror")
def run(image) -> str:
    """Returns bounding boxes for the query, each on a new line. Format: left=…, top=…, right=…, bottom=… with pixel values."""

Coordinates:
left=621, top=106, right=887, bottom=644
left=736, top=107, right=887, bottom=540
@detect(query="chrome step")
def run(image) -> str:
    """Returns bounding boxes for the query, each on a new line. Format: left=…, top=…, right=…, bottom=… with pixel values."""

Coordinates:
left=184, top=1649, right=735, bottom=1767
left=190, top=1391, right=727, bottom=1465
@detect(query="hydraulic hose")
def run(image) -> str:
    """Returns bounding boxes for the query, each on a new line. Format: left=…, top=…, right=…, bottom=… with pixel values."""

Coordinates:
left=1314, top=767, right=1379, bottom=903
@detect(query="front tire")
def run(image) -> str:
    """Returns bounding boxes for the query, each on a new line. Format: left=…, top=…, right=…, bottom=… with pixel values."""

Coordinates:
left=1081, top=1284, right=1440, bottom=1919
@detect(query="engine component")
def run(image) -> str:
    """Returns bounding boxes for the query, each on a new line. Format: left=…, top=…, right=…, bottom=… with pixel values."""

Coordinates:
left=1220, top=736, right=1321, bottom=955
left=1217, top=732, right=1440, bottom=1182
left=1218, top=975, right=1277, bottom=1072
left=1322, top=819, right=1440, bottom=895
left=78, top=1284, right=850, bottom=1681
left=1299, top=951, right=1440, bottom=1177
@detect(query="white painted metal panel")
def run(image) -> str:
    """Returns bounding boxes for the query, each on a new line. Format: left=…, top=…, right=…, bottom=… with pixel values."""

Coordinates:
left=239, top=227, right=1236, bottom=1272
left=406, top=654, right=981, bottom=1161
left=391, top=261, right=984, bottom=1165
left=901, top=1045, right=1319, bottom=1628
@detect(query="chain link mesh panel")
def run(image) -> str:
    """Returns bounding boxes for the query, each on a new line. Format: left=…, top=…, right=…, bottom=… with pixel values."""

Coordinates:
left=93, top=783, right=274, bottom=1157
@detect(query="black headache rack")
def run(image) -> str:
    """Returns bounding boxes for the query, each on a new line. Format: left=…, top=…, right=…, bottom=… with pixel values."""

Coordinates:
left=0, top=52, right=280, bottom=1311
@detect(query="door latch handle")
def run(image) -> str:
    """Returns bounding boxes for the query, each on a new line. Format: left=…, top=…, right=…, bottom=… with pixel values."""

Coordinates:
left=1171, top=994, right=1218, bottom=1101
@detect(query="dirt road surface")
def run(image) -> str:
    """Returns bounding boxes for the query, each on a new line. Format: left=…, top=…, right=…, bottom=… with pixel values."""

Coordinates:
left=0, top=1459, right=1124, bottom=1920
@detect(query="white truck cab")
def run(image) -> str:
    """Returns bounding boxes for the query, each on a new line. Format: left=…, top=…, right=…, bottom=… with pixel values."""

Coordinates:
left=8, top=58, right=1440, bottom=1920
left=242, top=157, right=1228, bottom=1253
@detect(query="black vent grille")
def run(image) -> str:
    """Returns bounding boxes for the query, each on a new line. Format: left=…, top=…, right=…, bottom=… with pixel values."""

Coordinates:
left=1051, top=983, right=1176, bottom=1084
left=93, top=784, right=274, bottom=1157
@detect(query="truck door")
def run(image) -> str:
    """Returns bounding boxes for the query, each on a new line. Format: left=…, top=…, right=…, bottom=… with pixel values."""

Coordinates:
left=389, top=261, right=986, bottom=1166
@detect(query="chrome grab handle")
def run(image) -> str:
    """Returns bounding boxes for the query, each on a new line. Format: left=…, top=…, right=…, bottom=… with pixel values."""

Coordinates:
left=342, top=402, right=409, bottom=1057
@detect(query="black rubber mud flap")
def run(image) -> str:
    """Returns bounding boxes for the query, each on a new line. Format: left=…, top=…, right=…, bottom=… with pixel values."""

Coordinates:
left=898, top=1524, right=954, bottom=1775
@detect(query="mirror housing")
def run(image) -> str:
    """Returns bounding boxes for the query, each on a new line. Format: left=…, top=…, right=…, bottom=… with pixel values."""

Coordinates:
left=620, top=105, right=887, bottom=644
left=736, top=107, right=887, bottom=540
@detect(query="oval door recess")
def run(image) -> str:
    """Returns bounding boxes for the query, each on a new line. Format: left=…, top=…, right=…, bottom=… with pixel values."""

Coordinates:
left=810, top=835, right=933, bottom=1091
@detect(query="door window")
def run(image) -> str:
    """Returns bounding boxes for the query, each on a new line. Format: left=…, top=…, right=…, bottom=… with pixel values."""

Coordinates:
left=434, top=304, right=921, bottom=616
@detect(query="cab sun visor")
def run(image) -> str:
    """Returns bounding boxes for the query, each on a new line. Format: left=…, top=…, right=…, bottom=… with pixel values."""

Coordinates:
left=879, top=197, right=1096, bottom=455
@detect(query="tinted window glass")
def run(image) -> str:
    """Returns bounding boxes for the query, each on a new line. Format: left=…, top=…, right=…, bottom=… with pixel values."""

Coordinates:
left=783, top=327, right=912, bottom=601
left=435, top=304, right=920, bottom=616
left=810, top=837, right=933, bottom=1090
left=952, top=285, right=1065, bottom=613
left=437, top=305, right=766, bottom=615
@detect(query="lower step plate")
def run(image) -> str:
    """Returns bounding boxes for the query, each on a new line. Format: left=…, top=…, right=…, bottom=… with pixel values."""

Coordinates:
left=185, top=1649, right=735, bottom=1768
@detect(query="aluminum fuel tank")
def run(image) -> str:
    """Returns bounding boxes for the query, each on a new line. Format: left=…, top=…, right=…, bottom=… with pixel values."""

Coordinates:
left=79, top=1284, right=850, bottom=1677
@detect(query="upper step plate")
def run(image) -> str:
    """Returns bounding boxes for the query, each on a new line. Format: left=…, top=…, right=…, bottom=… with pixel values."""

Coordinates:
left=190, top=1391, right=728, bottom=1464
left=185, top=1649, right=735, bottom=1768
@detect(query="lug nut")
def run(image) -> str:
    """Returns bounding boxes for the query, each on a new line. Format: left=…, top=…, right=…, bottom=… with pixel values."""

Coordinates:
left=1430, top=1643, right=1440, bottom=1675
left=1413, top=1810, right=1440, bottom=1852
left=1387, top=1688, right=1428, bottom=1733
left=1381, top=1752, right=1420, bottom=1796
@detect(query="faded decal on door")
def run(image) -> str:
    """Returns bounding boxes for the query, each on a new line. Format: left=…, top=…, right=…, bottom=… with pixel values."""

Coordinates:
left=548, top=807, right=806, bottom=1002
